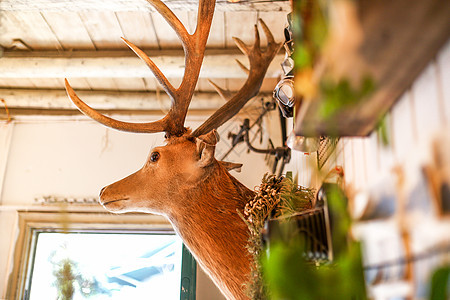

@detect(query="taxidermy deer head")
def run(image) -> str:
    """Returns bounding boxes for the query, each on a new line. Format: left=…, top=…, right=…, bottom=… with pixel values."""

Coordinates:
left=65, top=0, right=281, bottom=298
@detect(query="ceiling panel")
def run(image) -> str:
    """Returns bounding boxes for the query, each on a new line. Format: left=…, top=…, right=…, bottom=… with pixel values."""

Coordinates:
left=28, top=78, right=65, bottom=89
left=78, top=11, right=127, bottom=49
left=224, top=11, right=258, bottom=48
left=0, top=78, right=35, bottom=89
left=151, top=10, right=190, bottom=48
left=1, top=11, right=63, bottom=50
left=41, top=11, right=96, bottom=50
left=86, top=78, right=120, bottom=91
left=0, top=10, right=288, bottom=52
left=142, top=78, right=159, bottom=91
left=64, top=78, right=92, bottom=90
left=116, top=11, right=159, bottom=49
left=113, top=77, right=148, bottom=91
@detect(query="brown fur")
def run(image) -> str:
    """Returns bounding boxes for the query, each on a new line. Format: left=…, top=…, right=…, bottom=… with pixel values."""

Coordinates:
left=170, top=162, right=254, bottom=299
left=99, top=135, right=255, bottom=299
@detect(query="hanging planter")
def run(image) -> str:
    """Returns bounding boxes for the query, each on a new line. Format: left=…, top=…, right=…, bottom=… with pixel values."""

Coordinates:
left=238, top=173, right=315, bottom=298
left=240, top=176, right=367, bottom=299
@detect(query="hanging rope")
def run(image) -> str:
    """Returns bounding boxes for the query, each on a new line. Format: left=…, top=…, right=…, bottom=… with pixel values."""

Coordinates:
left=0, top=99, right=11, bottom=123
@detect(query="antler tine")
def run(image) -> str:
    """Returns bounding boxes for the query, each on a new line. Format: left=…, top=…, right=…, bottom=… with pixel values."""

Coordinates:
left=65, top=79, right=168, bottom=133
left=65, top=0, right=215, bottom=138
left=253, top=24, right=261, bottom=51
left=232, top=37, right=250, bottom=57
left=192, top=19, right=282, bottom=137
left=195, top=0, right=216, bottom=39
left=235, top=59, right=250, bottom=75
left=208, top=79, right=233, bottom=101
left=146, top=0, right=189, bottom=46
left=122, top=38, right=176, bottom=100
left=146, top=0, right=215, bottom=135
left=258, top=18, right=276, bottom=46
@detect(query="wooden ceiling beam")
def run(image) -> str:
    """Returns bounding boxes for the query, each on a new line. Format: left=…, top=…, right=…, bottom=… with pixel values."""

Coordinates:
left=2, top=48, right=241, bottom=58
left=0, top=88, right=271, bottom=111
left=0, top=107, right=222, bottom=117
left=0, top=50, right=284, bottom=79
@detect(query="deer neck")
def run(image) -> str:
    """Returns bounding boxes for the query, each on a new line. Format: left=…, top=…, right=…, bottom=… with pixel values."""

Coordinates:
left=167, top=164, right=254, bottom=300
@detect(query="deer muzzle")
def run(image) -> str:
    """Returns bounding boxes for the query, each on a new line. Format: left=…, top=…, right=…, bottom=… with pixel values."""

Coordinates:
left=97, top=182, right=129, bottom=210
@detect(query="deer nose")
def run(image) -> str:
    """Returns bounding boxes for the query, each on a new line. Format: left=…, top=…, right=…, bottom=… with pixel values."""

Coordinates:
left=99, top=186, right=107, bottom=197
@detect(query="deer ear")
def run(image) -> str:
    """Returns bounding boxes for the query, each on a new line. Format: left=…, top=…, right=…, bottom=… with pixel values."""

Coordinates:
left=195, top=130, right=219, bottom=168
left=196, top=141, right=216, bottom=168
left=197, top=129, right=220, bottom=145
left=219, top=161, right=243, bottom=172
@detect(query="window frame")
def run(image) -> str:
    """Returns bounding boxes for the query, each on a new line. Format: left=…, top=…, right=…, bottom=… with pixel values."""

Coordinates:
left=7, top=211, right=196, bottom=300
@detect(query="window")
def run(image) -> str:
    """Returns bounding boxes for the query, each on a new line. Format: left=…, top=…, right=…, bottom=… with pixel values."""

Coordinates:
left=8, top=212, right=196, bottom=300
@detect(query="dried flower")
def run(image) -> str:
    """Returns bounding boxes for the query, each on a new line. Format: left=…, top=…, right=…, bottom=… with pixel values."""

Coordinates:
left=239, top=173, right=315, bottom=299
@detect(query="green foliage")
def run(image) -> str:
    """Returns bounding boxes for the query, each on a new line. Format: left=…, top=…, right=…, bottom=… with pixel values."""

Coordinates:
left=293, top=0, right=329, bottom=69
left=319, top=76, right=375, bottom=120
left=262, top=238, right=312, bottom=300
left=293, top=44, right=312, bottom=70
left=263, top=239, right=365, bottom=300
left=376, top=115, right=390, bottom=147
left=429, top=266, right=449, bottom=300
left=277, top=175, right=315, bottom=217
left=262, top=184, right=367, bottom=300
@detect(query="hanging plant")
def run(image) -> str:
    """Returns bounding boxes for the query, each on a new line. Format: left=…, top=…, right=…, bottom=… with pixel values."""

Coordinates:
left=262, top=184, right=367, bottom=300
left=240, top=174, right=367, bottom=299
left=239, top=173, right=315, bottom=299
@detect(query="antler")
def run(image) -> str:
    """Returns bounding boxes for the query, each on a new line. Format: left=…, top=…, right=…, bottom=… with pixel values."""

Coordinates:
left=65, top=0, right=215, bottom=137
left=192, top=19, right=282, bottom=137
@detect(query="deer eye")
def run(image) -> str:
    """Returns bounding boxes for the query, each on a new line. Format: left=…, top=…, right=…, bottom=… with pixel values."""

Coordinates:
left=150, top=152, right=160, bottom=162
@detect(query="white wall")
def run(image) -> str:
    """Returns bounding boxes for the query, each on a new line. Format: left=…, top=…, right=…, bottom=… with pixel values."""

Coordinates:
left=0, top=112, right=274, bottom=299
left=1, top=115, right=270, bottom=205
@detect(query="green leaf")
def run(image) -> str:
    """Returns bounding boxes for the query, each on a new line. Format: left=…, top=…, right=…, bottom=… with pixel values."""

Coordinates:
left=294, top=44, right=312, bottom=69
left=262, top=184, right=367, bottom=300
left=318, top=76, right=376, bottom=120
left=429, top=266, right=450, bottom=300
left=376, top=116, right=390, bottom=147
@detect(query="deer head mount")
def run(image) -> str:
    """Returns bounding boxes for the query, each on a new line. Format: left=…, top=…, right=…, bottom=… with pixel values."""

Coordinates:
left=65, top=0, right=281, bottom=299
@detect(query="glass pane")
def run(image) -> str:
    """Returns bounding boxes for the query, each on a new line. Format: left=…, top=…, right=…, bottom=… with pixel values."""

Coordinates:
left=28, top=232, right=183, bottom=300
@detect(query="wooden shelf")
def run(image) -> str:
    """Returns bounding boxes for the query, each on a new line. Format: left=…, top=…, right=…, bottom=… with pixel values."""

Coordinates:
left=294, top=0, right=450, bottom=137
